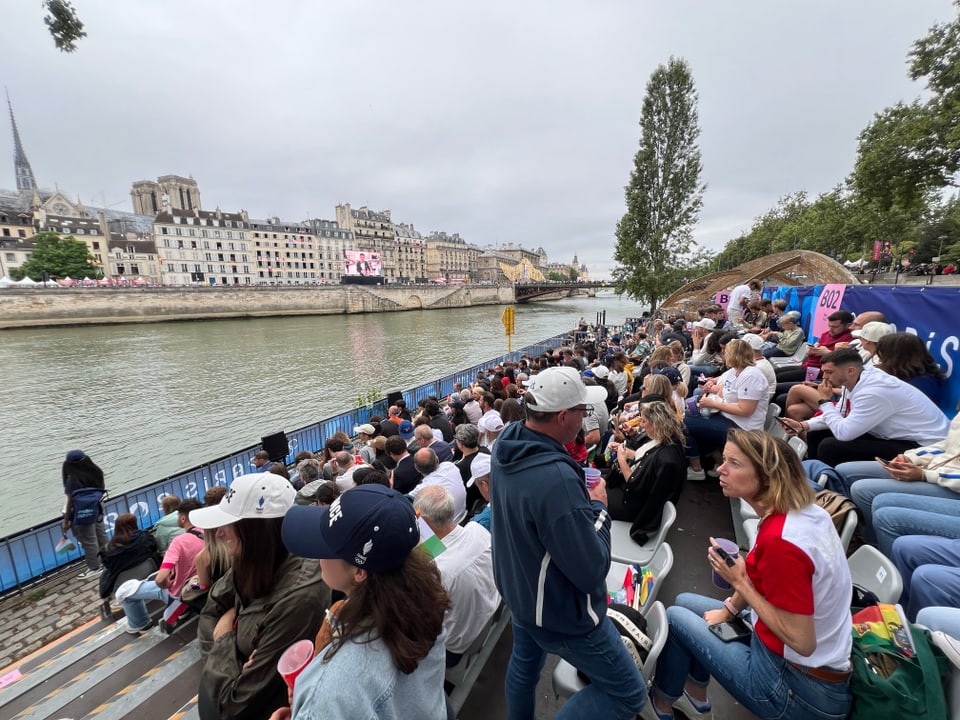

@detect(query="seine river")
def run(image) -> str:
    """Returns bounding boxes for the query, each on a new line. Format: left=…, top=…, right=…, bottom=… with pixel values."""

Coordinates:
left=0, top=293, right=638, bottom=535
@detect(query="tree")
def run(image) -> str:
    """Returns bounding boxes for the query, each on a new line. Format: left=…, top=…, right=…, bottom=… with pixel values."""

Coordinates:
left=613, top=57, right=705, bottom=313
left=11, top=232, right=96, bottom=280
left=43, top=0, right=86, bottom=53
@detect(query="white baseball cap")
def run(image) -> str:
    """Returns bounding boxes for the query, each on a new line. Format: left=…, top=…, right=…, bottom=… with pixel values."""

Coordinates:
left=467, top=453, right=491, bottom=488
left=189, top=473, right=295, bottom=528
left=741, top=333, right=765, bottom=351
left=852, top=321, right=894, bottom=343
left=523, top=367, right=608, bottom=413
left=693, top=318, right=716, bottom=330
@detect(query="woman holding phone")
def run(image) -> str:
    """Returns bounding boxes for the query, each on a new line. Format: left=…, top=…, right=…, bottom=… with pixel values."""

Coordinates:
left=649, top=430, right=852, bottom=720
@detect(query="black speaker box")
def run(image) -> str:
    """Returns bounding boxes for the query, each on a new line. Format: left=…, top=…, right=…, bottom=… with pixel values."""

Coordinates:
left=261, top=432, right=289, bottom=462
left=386, top=390, right=404, bottom=406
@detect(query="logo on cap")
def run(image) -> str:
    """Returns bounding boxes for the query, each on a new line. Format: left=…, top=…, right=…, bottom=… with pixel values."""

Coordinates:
left=328, top=497, right=343, bottom=526
left=256, top=495, right=265, bottom=514
left=224, top=487, right=236, bottom=504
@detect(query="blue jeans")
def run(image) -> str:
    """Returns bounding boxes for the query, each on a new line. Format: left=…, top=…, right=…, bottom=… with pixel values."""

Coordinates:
left=121, top=580, right=169, bottom=629
left=916, top=607, right=960, bottom=638
left=505, top=617, right=646, bottom=720
left=847, top=473, right=960, bottom=541
left=683, top=414, right=737, bottom=459
left=654, top=593, right=851, bottom=720
left=872, top=493, right=960, bottom=557
left=890, top=535, right=960, bottom=620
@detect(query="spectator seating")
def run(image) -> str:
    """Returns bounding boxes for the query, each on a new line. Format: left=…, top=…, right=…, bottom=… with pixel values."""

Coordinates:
left=769, top=342, right=809, bottom=369
left=848, top=545, right=903, bottom=604
left=445, top=602, right=512, bottom=715
left=610, top=501, right=677, bottom=566
left=787, top=436, right=807, bottom=460
left=551, top=601, right=669, bottom=703
left=763, top=404, right=782, bottom=432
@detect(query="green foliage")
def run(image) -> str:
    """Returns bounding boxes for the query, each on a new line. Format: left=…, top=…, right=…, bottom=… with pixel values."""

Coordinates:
left=354, top=386, right=382, bottom=409
left=43, top=0, right=86, bottom=53
left=614, top=57, right=705, bottom=313
left=10, top=231, right=95, bottom=281
left=568, top=266, right=579, bottom=281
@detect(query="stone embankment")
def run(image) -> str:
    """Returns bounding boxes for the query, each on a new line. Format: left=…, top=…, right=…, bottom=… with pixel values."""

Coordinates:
left=0, top=284, right=515, bottom=329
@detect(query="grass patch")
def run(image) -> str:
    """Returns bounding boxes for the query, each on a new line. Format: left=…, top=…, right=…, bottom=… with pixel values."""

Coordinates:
left=26, top=588, right=48, bottom=603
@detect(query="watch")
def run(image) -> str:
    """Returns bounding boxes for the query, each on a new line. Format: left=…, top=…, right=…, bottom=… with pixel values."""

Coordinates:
left=818, top=398, right=833, bottom=406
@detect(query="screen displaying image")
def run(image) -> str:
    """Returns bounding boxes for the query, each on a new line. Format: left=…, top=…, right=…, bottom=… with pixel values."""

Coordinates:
left=343, top=250, right=381, bottom=277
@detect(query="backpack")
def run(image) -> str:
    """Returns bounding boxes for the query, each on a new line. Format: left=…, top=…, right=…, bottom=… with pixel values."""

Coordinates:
left=576, top=604, right=652, bottom=683
left=814, top=489, right=859, bottom=536
left=71, top=487, right=105, bottom=525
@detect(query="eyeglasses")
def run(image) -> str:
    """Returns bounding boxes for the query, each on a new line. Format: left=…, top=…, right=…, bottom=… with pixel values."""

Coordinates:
left=567, top=405, right=595, bottom=416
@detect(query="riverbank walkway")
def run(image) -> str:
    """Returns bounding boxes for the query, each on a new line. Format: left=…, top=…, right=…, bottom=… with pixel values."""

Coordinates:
left=0, top=478, right=757, bottom=720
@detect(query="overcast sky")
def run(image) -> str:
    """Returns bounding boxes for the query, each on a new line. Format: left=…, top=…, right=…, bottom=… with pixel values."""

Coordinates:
left=1, top=1, right=953, bottom=278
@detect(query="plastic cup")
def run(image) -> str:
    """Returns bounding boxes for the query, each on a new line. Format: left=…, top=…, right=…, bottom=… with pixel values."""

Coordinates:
left=584, top=467, right=602, bottom=490
left=805, top=367, right=821, bottom=383
left=277, top=639, right=314, bottom=691
left=711, top=538, right=740, bottom=590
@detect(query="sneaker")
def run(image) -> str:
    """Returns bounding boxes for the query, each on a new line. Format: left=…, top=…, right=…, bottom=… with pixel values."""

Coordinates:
left=114, top=578, right=142, bottom=604
left=77, top=567, right=103, bottom=580
left=705, top=468, right=720, bottom=478
left=931, top=631, right=960, bottom=667
left=125, top=620, right=152, bottom=635
left=686, top=468, right=706, bottom=482
left=674, top=690, right=712, bottom=718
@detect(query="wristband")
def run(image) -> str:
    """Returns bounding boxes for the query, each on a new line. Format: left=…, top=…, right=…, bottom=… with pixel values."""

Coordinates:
left=722, top=597, right=739, bottom=617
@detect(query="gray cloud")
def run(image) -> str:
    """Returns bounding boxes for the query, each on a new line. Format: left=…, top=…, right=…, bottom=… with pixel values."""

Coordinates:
left=1, top=0, right=952, bottom=279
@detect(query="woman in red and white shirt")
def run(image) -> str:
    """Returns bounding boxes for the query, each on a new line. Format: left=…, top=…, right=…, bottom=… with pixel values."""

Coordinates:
left=649, top=430, right=852, bottom=720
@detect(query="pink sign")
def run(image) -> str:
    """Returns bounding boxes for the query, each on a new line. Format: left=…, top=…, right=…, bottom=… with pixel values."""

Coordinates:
left=713, top=291, right=730, bottom=310
left=812, top=284, right=846, bottom=340
left=0, top=668, right=22, bottom=689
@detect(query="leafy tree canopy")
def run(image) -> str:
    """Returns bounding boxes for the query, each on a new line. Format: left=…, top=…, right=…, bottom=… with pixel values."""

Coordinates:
left=43, top=0, right=86, bottom=53
left=613, top=57, right=707, bottom=313
left=11, top=232, right=96, bottom=280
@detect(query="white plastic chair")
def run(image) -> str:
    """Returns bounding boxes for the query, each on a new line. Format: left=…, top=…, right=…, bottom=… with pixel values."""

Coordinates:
left=610, top=502, right=676, bottom=566
left=763, top=404, right=782, bottom=432
left=787, top=436, right=807, bottom=460
left=838, top=509, right=858, bottom=553
left=847, top=545, right=903, bottom=604
left=743, top=518, right=760, bottom=549
left=552, top=601, right=669, bottom=701
left=636, top=542, right=674, bottom=615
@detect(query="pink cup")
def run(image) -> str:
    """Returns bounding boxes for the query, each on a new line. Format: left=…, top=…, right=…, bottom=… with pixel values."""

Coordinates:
left=584, top=467, right=602, bottom=490
left=711, top=538, right=740, bottom=590
left=277, top=639, right=315, bottom=691
left=805, top=367, right=821, bottom=383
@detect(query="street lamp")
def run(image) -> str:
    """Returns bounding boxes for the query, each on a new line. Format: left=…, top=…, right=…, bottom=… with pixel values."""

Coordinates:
left=937, top=235, right=948, bottom=264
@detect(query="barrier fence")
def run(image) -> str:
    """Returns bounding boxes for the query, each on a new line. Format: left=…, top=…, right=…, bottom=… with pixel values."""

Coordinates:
left=0, top=333, right=569, bottom=595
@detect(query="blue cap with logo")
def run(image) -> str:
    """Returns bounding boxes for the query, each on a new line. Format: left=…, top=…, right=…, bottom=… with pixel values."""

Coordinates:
left=282, top=484, right=420, bottom=573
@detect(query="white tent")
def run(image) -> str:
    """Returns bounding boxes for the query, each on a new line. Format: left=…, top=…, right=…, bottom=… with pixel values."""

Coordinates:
left=16, top=276, right=37, bottom=286
left=44, top=279, right=59, bottom=287
left=0, top=276, right=12, bottom=288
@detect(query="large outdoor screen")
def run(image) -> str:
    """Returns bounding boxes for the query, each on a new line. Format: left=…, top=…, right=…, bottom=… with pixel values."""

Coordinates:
left=343, top=250, right=382, bottom=277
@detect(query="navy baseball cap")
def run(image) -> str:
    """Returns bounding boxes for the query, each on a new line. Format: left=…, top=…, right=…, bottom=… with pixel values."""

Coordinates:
left=398, top=420, right=415, bottom=439
left=282, top=485, right=420, bottom=573
left=653, top=367, right=683, bottom=385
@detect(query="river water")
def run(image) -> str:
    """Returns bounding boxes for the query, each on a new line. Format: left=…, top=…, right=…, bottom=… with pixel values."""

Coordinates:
left=0, top=293, right=638, bottom=535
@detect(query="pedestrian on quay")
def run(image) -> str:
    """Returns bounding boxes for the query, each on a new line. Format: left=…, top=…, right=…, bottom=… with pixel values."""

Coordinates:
left=61, top=449, right=109, bottom=579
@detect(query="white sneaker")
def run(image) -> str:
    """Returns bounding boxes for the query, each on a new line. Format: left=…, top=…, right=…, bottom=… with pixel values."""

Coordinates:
left=114, top=578, right=142, bottom=604
left=931, top=630, right=960, bottom=667
left=687, top=468, right=706, bottom=481
left=77, top=567, right=103, bottom=580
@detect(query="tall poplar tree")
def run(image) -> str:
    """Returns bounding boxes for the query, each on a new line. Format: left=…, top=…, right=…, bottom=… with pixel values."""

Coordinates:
left=613, top=57, right=705, bottom=313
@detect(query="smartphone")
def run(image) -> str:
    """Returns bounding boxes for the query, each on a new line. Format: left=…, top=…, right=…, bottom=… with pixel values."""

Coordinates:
left=875, top=457, right=894, bottom=468
left=775, top=416, right=793, bottom=430
left=709, top=616, right=753, bottom=643
left=711, top=545, right=736, bottom=568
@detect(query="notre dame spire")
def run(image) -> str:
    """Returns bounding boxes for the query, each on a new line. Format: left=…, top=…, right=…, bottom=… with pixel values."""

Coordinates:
left=6, top=91, right=38, bottom=192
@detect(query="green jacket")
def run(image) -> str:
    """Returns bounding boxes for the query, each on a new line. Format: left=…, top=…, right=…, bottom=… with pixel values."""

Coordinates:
left=152, top=511, right=184, bottom=555
left=198, top=555, right=331, bottom=720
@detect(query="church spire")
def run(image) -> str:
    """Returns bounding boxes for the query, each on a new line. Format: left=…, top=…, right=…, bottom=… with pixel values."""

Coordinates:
left=6, top=90, right=38, bottom=192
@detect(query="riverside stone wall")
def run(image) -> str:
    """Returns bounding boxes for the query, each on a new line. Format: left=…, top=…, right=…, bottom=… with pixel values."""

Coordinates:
left=0, top=284, right=515, bottom=329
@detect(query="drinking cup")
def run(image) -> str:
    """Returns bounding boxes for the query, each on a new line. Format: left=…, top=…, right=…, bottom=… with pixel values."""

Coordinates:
left=277, top=639, right=315, bottom=691
left=711, top=538, right=740, bottom=590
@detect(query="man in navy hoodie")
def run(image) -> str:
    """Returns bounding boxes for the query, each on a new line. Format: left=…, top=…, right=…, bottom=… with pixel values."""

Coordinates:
left=491, top=367, right=647, bottom=719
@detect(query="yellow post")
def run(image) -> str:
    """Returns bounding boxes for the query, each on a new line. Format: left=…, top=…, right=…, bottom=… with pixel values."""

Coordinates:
left=501, top=306, right=515, bottom=352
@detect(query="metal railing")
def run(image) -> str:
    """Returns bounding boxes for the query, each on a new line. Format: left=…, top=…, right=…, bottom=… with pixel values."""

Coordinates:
left=0, top=332, right=569, bottom=595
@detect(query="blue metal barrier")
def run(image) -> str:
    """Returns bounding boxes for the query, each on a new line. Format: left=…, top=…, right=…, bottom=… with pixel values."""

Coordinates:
left=0, top=333, right=569, bottom=595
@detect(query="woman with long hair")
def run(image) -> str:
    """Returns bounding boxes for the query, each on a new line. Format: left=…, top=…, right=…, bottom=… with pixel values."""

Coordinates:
left=98, top=512, right=157, bottom=605
left=604, top=401, right=687, bottom=544
left=684, top=339, right=770, bottom=480
left=876, top=332, right=946, bottom=402
left=649, top=430, right=852, bottom=720
left=61, top=449, right=108, bottom=578
left=275, top=484, right=450, bottom=719
left=190, top=474, right=331, bottom=720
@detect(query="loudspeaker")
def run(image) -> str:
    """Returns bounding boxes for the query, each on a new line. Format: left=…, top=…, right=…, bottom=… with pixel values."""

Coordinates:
left=261, top=432, right=289, bottom=462
left=386, top=390, right=404, bottom=406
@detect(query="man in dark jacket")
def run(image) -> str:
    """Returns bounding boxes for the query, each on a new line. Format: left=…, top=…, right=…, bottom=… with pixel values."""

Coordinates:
left=490, top=367, right=647, bottom=719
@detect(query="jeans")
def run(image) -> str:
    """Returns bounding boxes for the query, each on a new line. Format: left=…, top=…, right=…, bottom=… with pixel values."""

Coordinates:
left=121, top=580, right=169, bottom=629
left=916, top=607, right=960, bottom=638
left=505, top=617, right=646, bottom=720
left=873, top=493, right=960, bottom=557
left=72, top=521, right=108, bottom=571
left=683, top=414, right=737, bottom=459
left=846, top=471, right=960, bottom=541
left=653, top=593, right=851, bottom=720
left=890, top=535, right=960, bottom=621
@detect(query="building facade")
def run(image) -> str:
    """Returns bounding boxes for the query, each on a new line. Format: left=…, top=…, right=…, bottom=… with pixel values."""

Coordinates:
left=248, top=218, right=319, bottom=284
left=153, top=207, right=253, bottom=285
left=394, top=222, right=426, bottom=283
left=424, top=230, right=479, bottom=282
left=334, top=204, right=398, bottom=281
left=305, top=219, right=351, bottom=284
left=131, top=175, right=202, bottom=216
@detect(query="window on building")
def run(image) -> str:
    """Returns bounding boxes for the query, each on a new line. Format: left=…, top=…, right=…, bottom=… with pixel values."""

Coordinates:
left=131, top=264, right=140, bottom=274
left=117, top=265, right=125, bottom=274
left=5, top=253, right=15, bottom=262
left=1, top=229, right=9, bottom=237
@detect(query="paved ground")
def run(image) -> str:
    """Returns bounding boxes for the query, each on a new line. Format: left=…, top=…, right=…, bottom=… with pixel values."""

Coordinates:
left=0, top=478, right=757, bottom=719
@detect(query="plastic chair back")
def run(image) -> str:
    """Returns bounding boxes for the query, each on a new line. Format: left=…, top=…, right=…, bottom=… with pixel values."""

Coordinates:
left=847, top=545, right=903, bottom=604
left=610, top=501, right=676, bottom=566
